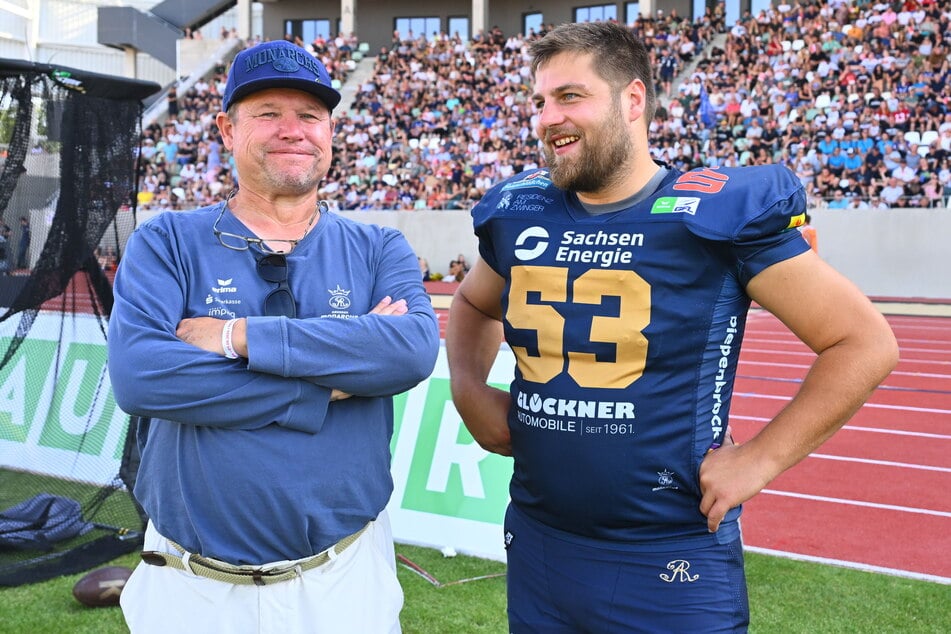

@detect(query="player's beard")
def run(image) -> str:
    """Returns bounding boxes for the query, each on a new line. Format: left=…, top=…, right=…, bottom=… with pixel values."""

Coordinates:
left=542, top=97, right=633, bottom=194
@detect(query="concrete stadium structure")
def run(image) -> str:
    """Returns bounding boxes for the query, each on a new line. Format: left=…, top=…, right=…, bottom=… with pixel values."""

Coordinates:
left=2, top=0, right=948, bottom=301
left=101, top=207, right=951, bottom=301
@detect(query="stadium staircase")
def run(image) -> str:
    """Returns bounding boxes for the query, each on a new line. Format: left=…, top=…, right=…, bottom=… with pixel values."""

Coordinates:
left=337, top=54, right=377, bottom=115
left=663, top=32, right=727, bottom=108
left=97, top=0, right=237, bottom=68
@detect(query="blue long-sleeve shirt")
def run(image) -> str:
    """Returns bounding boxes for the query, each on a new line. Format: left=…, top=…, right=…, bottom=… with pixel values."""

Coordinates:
left=108, top=202, right=439, bottom=564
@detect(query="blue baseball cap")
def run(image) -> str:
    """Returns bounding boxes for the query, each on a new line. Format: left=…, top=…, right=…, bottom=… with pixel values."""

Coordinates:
left=222, top=40, right=342, bottom=112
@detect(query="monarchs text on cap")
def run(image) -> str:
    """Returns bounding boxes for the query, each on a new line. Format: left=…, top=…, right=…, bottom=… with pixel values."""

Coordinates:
left=244, top=45, right=327, bottom=84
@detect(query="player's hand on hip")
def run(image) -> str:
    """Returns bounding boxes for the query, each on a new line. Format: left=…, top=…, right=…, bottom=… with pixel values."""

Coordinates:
left=698, top=429, right=774, bottom=532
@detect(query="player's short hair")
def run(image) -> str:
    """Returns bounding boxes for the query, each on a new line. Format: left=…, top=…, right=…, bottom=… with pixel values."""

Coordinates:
left=528, top=22, right=656, bottom=124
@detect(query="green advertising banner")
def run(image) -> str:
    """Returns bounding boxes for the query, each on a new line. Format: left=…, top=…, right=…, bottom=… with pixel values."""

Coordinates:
left=0, top=316, right=515, bottom=561
left=388, top=348, right=514, bottom=562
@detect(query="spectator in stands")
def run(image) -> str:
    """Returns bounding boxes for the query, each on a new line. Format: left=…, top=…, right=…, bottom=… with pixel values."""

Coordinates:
left=904, top=144, right=925, bottom=172
left=815, top=165, right=839, bottom=197
left=110, top=40, right=438, bottom=634
left=658, top=48, right=679, bottom=97
left=863, top=143, right=885, bottom=171
left=922, top=172, right=944, bottom=207
left=842, top=147, right=864, bottom=178
left=0, top=221, right=9, bottom=275
left=828, top=189, right=850, bottom=208
left=891, top=156, right=918, bottom=183
left=418, top=256, right=432, bottom=281
left=15, top=216, right=29, bottom=270
left=447, top=259, right=466, bottom=282
left=880, top=176, right=907, bottom=206
left=826, top=145, right=848, bottom=176
left=167, top=85, right=179, bottom=120
left=938, top=158, right=951, bottom=199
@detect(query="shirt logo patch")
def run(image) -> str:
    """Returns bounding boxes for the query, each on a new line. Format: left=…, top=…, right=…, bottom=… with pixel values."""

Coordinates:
left=660, top=560, right=700, bottom=583
left=207, top=277, right=242, bottom=315
left=650, top=197, right=700, bottom=215
left=328, top=285, right=352, bottom=311
left=652, top=469, right=679, bottom=492
left=501, top=171, right=552, bottom=192
left=508, top=193, right=552, bottom=212
left=787, top=212, right=806, bottom=229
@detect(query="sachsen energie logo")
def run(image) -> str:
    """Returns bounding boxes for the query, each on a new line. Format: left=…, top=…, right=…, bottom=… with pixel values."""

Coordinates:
left=514, top=226, right=647, bottom=268
left=514, top=227, right=549, bottom=261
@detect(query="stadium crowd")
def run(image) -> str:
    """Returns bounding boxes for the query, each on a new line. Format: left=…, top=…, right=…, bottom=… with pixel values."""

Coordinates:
left=135, top=0, right=951, bottom=215
left=675, top=0, right=951, bottom=208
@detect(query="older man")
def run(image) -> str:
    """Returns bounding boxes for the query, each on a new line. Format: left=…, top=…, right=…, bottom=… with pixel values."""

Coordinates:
left=109, top=40, right=439, bottom=633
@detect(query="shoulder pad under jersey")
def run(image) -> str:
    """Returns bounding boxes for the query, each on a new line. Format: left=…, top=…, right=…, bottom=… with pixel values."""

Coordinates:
left=665, top=165, right=808, bottom=242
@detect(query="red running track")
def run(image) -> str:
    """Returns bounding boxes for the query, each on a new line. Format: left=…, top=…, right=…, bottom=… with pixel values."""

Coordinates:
left=722, top=310, right=951, bottom=583
left=436, top=303, right=951, bottom=583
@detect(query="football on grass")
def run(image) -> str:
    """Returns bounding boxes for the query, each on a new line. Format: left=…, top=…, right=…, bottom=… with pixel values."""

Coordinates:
left=72, top=566, right=133, bottom=607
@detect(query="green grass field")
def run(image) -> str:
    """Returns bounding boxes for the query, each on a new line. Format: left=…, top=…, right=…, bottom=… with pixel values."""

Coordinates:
left=0, top=544, right=948, bottom=633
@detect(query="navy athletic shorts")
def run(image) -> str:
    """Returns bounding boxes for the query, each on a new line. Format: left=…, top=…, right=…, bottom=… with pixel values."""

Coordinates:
left=504, top=504, right=749, bottom=633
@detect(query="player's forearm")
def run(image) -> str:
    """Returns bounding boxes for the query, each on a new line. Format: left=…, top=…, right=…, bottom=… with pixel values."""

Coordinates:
left=446, top=291, right=511, bottom=455
left=446, top=292, right=504, bottom=382
left=454, top=384, right=512, bottom=456
left=244, top=308, right=439, bottom=396
left=701, top=329, right=897, bottom=531
left=742, top=250, right=899, bottom=480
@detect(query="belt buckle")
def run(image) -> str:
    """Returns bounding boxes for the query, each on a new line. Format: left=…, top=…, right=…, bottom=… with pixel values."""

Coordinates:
left=141, top=551, right=168, bottom=567
left=241, top=562, right=298, bottom=585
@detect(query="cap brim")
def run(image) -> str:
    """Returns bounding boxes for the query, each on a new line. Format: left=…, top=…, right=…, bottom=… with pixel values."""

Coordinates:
left=225, top=78, right=341, bottom=111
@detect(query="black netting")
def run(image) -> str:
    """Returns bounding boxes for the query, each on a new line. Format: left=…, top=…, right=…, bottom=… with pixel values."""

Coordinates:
left=0, top=58, right=158, bottom=586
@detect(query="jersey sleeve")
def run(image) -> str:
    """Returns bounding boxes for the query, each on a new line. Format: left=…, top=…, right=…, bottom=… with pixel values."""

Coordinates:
left=682, top=164, right=811, bottom=286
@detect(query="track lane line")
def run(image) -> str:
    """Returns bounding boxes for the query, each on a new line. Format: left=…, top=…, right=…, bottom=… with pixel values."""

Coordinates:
left=808, top=453, right=951, bottom=473
left=760, top=489, right=951, bottom=518
left=743, top=546, right=951, bottom=585
left=733, top=392, right=951, bottom=414
left=731, top=415, right=951, bottom=441
left=738, top=359, right=951, bottom=381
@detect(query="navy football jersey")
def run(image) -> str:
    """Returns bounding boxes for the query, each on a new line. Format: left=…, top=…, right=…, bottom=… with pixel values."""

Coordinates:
left=472, top=164, right=810, bottom=545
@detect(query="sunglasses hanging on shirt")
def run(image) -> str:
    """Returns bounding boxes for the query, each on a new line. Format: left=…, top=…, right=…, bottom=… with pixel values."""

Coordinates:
left=256, top=253, right=297, bottom=318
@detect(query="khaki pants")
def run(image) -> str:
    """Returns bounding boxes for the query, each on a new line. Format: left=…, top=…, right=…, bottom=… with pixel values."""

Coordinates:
left=121, top=511, right=403, bottom=634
